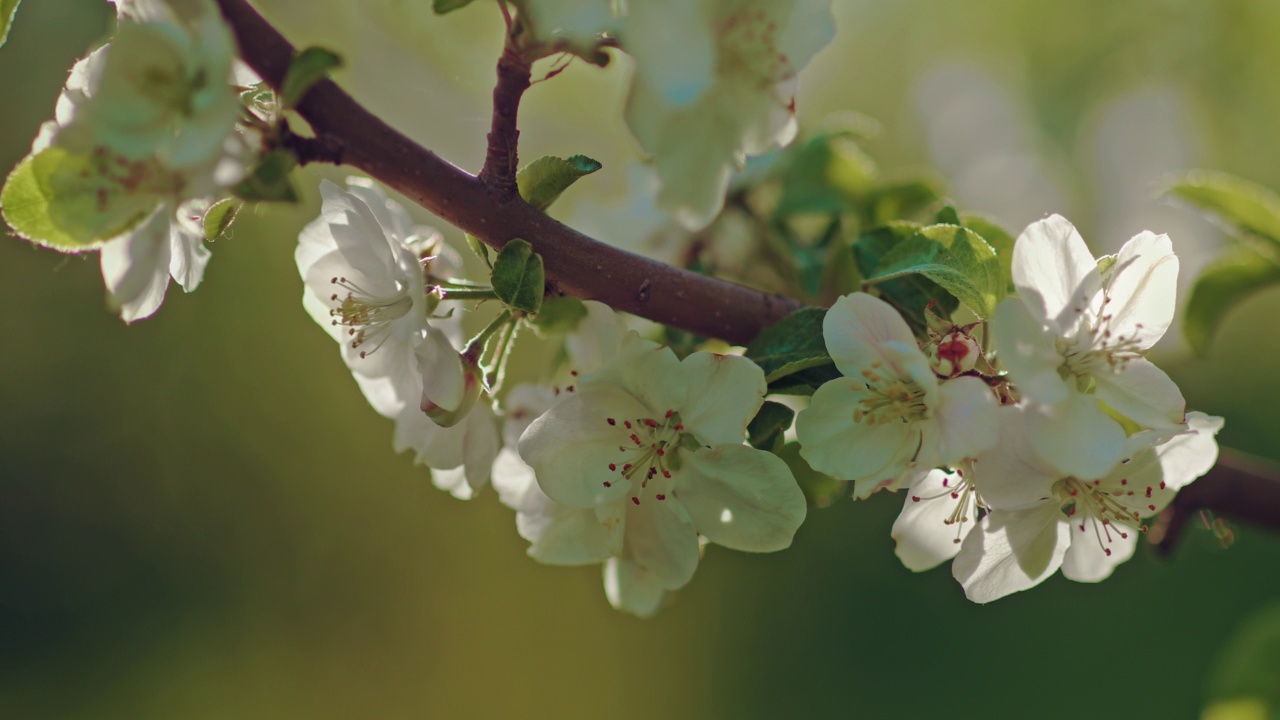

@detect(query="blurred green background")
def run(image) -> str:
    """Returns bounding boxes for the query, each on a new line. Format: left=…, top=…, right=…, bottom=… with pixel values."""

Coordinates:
left=4, top=1, right=1280, bottom=717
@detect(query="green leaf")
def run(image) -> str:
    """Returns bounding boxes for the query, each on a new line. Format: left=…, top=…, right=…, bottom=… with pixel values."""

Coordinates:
left=1, top=146, right=162, bottom=252
left=934, top=205, right=962, bottom=226
left=867, top=178, right=942, bottom=225
left=1183, top=246, right=1280, bottom=355
left=0, top=0, right=21, bottom=48
left=745, top=306, right=828, bottom=374
left=960, top=214, right=1015, bottom=293
left=776, top=442, right=847, bottom=508
left=465, top=232, right=492, bottom=268
left=818, top=238, right=862, bottom=304
left=1205, top=604, right=1280, bottom=713
left=775, top=133, right=878, bottom=216
left=747, top=401, right=795, bottom=452
left=532, top=296, right=588, bottom=335
left=232, top=150, right=298, bottom=203
left=853, top=222, right=959, bottom=330
left=492, top=238, right=545, bottom=313
left=432, top=0, right=476, bottom=13
left=517, top=155, right=602, bottom=212
left=280, top=47, right=342, bottom=110
left=1166, top=170, right=1280, bottom=245
left=202, top=198, right=242, bottom=242
left=865, top=224, right=1003, bottom=318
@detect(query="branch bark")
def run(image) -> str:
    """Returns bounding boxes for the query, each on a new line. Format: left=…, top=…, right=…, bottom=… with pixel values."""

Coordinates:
left=213, top=0, right=1280, bottom=545
left=214, top=0, right=801, bottom=346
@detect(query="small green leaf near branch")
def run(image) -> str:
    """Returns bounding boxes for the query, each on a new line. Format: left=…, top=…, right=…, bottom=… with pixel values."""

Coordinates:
left=492, top=238, right=545, bottom=313
left=0, top=0, right=22, bottom=48
left=280, top=47, right=343, bottom=110
left=516, top=154, right=602, bottom=212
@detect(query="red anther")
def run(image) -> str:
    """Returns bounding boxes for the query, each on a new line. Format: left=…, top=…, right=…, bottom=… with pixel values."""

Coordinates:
left=624, top=421, right=632, bottom=429
left=1068, top=507, right=1076, bottom=516
left=665, top=409, right=674, bottom=418
left=631, top=497, right=640, bottom=506
left=1070, top=488, right=1078, bottom=496
left=942, top=479, right=950, bottom=487
left=603, top=481, right=612, bottom=487
left=1148, top=504, right=1156, bottom=511
left=674, top=424, right=684, bottom=431
left=630, top=434, right=641, bottom=445
left=623, top=464, right=632, bottom=472
left=1159, top=481, right=1166, bottom=490
left=950, top=492, right=959, bottom=499
left=656, top=494, right=666, bottom=501
left=656, top=448, right=666, bottom=457
left=608, top=463, right=617, bottom=471
left=1079, top=524, right=1085, bottom=531
left=1120, top=478, right=1128, bottom=485
left=570, top=370, right=579, bottom=377
left=644, top=419, right=658, bottom=428
left=1145, top=487, right=1153, bottom=498
left=607, top=418, right=616, bottom=426
left=566, top=385, right=575, bottom=392
left=1093, top=479, right=1101, bottom=485
left=1104, top=548, right=1112, bottom=556
left=911, top=496, right=921, bottom=502
left=1120, top=532, right=1129, bottom=539
left=662, top=470, right=671, bottom=479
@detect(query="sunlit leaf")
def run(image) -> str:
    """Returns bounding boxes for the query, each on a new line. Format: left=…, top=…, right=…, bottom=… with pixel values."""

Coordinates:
left=517, top=154, right=602, bottom=212
left=0, top=0, right=22, bottom=48
left=280, top=47, right=342, bottom=109
left=1184, top=246, right=1280, bottom=355
left=202, top=198, right=241, bottom=242
left=1166, top=170, right=1280, bottom=245
left=865, top=223, right=1003, bottom=318
left=492, top=238, right=545, bottom=313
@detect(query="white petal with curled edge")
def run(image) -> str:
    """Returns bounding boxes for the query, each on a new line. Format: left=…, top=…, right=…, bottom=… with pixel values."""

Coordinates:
left=1060, top=516, right=1137, bottom=583
left=167, top=215, right=210, bottom=293
left=101, top=209, right=171, bottom=324
left=1155, top=411, right=1223, bottom=491
left=417, top=327, right=465, bottom=415
left=392, top=403, right=464, bottom=469
left=953, top=504, right=1069, bottom=604
left=1093, top=357, right=1186, bottom=430
left=677, top=444, right=806, bottom=553
left=345, top=176, right=415, bottom=244
left=1024, top=393, right=1126, bottom=481
left=1104, top=231, right=1178, bottom=350
left=519, top=386, right=651, bottom=508
left=498, top=458, right=617, bottom=566
left=430, top=466, right=474, bottom=501
left=1011, top=214, right=1100, bottom=334
left=892, top=470, right=972, bottom=572
left=969, top=408, right=1061, bottom=511
left=566, top=300, right=629, bottom=376
left=618, top=498, right=700, bottom=592
left=459, top=401, right=501, bottom=493
left=823, top=293, right=919, bottom=379
left=670, top=353, right=765, bottom=447
left=992, top=299, right=1069, bottom=405
left=604, top=557, right=666, bottom=618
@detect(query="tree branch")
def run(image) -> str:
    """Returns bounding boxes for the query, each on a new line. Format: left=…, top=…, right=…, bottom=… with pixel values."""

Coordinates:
left=213, top=0, right=1280, bottom=544
left=478, top=41, right=531, bottom=198
left=213, top=0, right=801, bottom=346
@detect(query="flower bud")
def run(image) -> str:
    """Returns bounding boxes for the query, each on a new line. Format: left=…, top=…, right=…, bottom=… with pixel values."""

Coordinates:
left=928, top=330, right=981, bottom=378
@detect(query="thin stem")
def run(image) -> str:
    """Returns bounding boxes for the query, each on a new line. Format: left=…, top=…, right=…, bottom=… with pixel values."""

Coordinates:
left=463, top=309, right=514, bottom=361
left=442, top=288, right=499, bottom=301
left=485, top=317, right=520, bottom=394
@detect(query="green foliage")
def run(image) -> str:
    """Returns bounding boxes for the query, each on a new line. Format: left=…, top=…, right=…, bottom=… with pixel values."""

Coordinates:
left=202, top=198, right=241, bottom=242
left=280, top=47, right=343, bottom=110
left=853, top=222, right=959, bottom=331
left=531, top=296, right=588, bottom=335
left=774, top=132, right=878, bottom=216
left=233, top=150, right=298, bottom=203
left=776, top=442, right=847, bottom=508
left=744, top=307, right=840, bottom=394
left=516, top=154, right=602, bottom=212
left=0, top=0, right=20, bottom=48
left=1204, top=604, right=1280, bottom=715
left=1, top=146, right=161, bottom=252
left=960, top=213, right=1016, bottom=292
left=432, top=0, right=476, bottom=14
left=864, top=223, right=1003, bottom=318
left=747, top=401, right=794, bottom=452
left=1167, top=170, right=1280, bottom=245
left=465, top=232, right=492, bottom=268
left=492, top=238, right=545, bottom=313
left=1184, top=246, right=1280, bottom=355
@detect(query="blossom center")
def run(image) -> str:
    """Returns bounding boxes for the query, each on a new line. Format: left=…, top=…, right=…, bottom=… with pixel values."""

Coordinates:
left=852, top=361, right=928, bottom=426
left=1059, top=292, right=1145, bottom=381
left=1056, top=476, right=1156, bottom=556
left=909, top=468, right=980, bottom=545
left=328, top=275, right=414, bottom=358
left=601, top=409, right=687, bottom=506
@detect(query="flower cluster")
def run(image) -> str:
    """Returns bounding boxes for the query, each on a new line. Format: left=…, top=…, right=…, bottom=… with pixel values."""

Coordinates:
left=795, top=214, right=1221, bottom=602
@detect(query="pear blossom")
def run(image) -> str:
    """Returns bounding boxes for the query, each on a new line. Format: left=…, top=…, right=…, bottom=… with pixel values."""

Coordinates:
left=796, top=293, right=999, bottom=499
left=519, top=332, right=807, bottom=617
left=993, top=214, right=1187, bottom=479
left=891, top=464, right=976, bottom=572
left=952, top=411, right=1222, bottom=603
left=622, top=0, right=836, bottom=230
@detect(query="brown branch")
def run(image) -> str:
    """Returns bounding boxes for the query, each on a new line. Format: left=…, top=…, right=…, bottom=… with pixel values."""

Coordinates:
left=478, top=42, right=531, bottom=198
left=1151, top=448, right=1280, bottom=554
left=214, top=0, right=801, bottom=346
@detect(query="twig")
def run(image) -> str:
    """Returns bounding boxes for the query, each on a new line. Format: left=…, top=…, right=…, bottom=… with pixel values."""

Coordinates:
left=213, top=0, right=803, bottom=346
left=1151, top=448, right=1280, bottom=554
left=477, top=41, right=530, bottom=199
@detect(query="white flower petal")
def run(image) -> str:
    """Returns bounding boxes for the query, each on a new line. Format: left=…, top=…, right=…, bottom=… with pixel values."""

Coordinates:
left=1104, top=230, right=1178, bottom=349
left=823, top=293, right=919, bottom=379
left=932, top=376, right=1000, bottom=463
left=1093, top=357, right=1186, bottom=430
left=1011, top=214, right=1101, bottom=334
left=1061, top=521, right=1137, bottom=583
left=604, top=557, right=667, bottom=618
left=992, top=298, right=1069, bottom=405
left=566, top=300, right=630, bottom=376
left=952, top=504, right=1069, bottom=604
left=676, top=444, right=806, bottom=552
left=1024, top=394, right=1126, bottom=481
left=460, top=401, right=501, bottom=492
left=417, top=327, right=465, bottom=414
left=166, top=213, right=210, bottom=292
left=892, top=470, right=974, bottom=572
left=969, top=407, right=1061, bottom=511
left=618, top=498, right=700, bottom=591
left=1154, top=411, right=1223, bottom=491
left=669, top=352, right=765, bottom=447
left=100, top=209, right=172, bottom=323
left=796, top=378, right=916, bottom=488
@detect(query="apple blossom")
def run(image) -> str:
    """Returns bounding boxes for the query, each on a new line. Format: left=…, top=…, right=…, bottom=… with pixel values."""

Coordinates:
left=992, top=214, right=1187, bottom=479
left=796, top=293, right=999, bottom=499
left=952, top=411, right=1222, bottom=603
left=519, top=332, right=807, bottom=616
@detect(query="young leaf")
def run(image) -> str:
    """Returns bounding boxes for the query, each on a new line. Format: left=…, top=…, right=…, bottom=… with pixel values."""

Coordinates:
left=745, top=306, right=831, bottom=381
left=0, top=0, right=21, bottom=48
left=492, top=238, right=545, bottom=313
left=934, top=205, right=962, bottom=226
left=774, top=132, right=878, bottom=216
left=1165, top=170, right=1280, bottom=245
left=232, top=150, right=298, bottom=203
left=432, top=0, right=476, bottom=14
left=960, top=214, right=1015, bottom=293
left=202, top=198, right=242, bottom=242
left=517, top=155, right=602, bottom=212
left=1, top=146, right=161, bottom=252
left=853, top=223, right=959, bottom=329
left=748, top=401, right=795, bottom=452
left=280, top=47, right=342, bottom=110
left=465, top=232, right=492, bottom=268
left=864, top=224, right=1003, bottom=318
left=532, top=296, right=588, bottom=335
left=1184, top=246, right=1280, bottom=355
